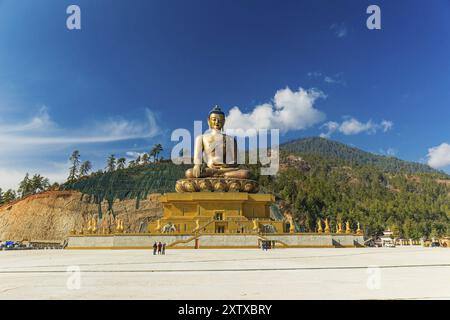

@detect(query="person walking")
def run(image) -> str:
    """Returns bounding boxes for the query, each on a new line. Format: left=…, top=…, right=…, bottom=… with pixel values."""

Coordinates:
left=152, top=242, right=157, bottom=255
left=162, top=243, right=166, bottom=255
left=157, top=241, right=162, bottom=254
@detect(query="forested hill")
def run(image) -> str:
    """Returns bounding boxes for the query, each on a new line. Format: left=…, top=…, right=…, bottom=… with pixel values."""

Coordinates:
left=281, top=137, right=444, bottom=176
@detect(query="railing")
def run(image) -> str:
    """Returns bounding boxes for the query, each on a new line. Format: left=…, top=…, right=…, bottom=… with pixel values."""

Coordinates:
left=167, top=235, right=199, bottom=248
left=192, top=218, right=216, bottom=234
left=258, top=234, right=289, bottom=248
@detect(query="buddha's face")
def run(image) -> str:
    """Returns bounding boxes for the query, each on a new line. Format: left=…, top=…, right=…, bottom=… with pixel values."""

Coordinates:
left=208, top=113, right=225, bottom=130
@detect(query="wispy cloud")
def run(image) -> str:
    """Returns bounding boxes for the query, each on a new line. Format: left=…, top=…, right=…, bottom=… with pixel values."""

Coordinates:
left=308, top=71, right=346, bottom=86
left=330, top=23, right=348, bottom=38
left=379, top=147, right=398, bottom=157
left=320, top=118, right=393, bottom=138
left=0, top=108, right=160, bottom=145
left=324, top=73, right=346, bottom=86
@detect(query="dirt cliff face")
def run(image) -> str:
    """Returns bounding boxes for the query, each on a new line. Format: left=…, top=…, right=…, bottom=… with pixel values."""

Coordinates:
left=0, top=191, right=162, bottom=241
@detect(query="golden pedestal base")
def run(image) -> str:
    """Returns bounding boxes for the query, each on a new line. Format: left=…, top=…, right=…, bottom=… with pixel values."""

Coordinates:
left=148, top=192, right=285, bottom=234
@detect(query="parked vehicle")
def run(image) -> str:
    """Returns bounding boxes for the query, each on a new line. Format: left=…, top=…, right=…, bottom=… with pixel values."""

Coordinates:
left=431, top=242, right=440, bottom=247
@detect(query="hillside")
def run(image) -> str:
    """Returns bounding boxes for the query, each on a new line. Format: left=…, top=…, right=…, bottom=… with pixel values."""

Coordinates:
left=1, top=137, right=449, bottom=241
left=0, top=191, right=162, bottom=241
left=281, top=137, right=444, bottom=176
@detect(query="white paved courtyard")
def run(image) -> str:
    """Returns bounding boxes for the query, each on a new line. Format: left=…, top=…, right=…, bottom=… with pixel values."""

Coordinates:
left=1, top=247, right=450, bottom=299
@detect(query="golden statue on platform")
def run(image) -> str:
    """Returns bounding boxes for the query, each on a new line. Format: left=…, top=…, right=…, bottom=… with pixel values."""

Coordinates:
left=317, top=219, right=323, bottom=233
left=115, top=218, right=124, bottom=233
left=336, top=222, right=343, bottom=234
left=91, top=218, right=97, bottom=234
left=185, top=105, right=250, bottom=179
left=356, top=222, right=363, bottom=235
left=324, top=218, right=330, bottom=233
left=345, top=221, right=351, bottom=234
left=87, top=219, right=93, bottom=234
left=177, top=105, right=258, bottom=193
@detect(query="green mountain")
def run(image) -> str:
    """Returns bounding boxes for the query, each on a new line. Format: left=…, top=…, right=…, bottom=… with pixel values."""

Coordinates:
left=281, top=137, right=443, bottom=175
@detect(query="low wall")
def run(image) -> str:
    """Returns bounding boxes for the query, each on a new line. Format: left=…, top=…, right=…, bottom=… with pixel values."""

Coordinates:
left=67, top=233, right=365, bottom=249
left=263, top=234, right=333, bottom=247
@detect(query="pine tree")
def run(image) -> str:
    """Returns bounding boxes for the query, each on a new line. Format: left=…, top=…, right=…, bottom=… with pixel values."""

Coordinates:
left=79, top=160, right=92, bottom=177
left=3, top=189, right=16, bottom=203
left=18, top=173, right=32, bottom=198
left=106, top=154, right=116, bottom=172
left=68, top=150, right=81, bottom=182
left=117, top=158, right=126, bottom=170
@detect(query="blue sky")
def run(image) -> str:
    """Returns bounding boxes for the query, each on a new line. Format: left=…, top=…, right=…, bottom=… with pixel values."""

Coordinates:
left=0, top=0, right=450, bottom=189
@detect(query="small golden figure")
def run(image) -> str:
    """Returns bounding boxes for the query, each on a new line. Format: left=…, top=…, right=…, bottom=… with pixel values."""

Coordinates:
left=155, top=219, right=161, bottom=233
left=337, top=222, right=343, bottom=234
left=345, top=221, right=351, bottom=234
left=91, top=218, right=97, bottom=234
left=115, top=218, right=122, bottom=233
left=324, top=218, right=331, bottom=233
left=356, top=222, right=363, bottom=235
left=185, top=106, right=250, bottom=179
left=87, top=219, right=93, bottom=234
left=193, top=219, right=200, bottom=233
left=252, top=219, right=258, bottom=232
left=287, top=215, right=295, bottom=233
left=317, top=219, right=323, bottom=233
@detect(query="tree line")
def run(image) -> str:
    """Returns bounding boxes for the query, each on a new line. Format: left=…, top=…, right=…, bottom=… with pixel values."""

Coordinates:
left=66, top=144, right=164, bottom=183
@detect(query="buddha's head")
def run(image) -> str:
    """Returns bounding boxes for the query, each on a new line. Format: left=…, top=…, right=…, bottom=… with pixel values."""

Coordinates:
left=208, top=105, right=225, bottom=130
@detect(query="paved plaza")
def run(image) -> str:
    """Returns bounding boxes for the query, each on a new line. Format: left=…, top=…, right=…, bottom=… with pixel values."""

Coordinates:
left=1, top=247, right=450, bottom=299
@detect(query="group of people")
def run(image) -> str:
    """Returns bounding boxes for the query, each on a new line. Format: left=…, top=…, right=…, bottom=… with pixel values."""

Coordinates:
left=261, top=241, right=273, bottom=251
left=153, top=241, right=166, bottom=255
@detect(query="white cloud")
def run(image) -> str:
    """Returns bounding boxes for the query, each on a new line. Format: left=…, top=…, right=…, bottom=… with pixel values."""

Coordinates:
left=340, top=118, right=375, bottom=135
left=224, top=87, right=326, bottom=133
left=381, top=120, right=394, bottom=132
left=320, top=118, right=393, bottom=138
left=379, top=147, right=398, bottom=157
left=324, top=73, right=346, bottom=86
left=308, top=71, right=346, bottom=85
left=427, top=143, right=450, bottom=169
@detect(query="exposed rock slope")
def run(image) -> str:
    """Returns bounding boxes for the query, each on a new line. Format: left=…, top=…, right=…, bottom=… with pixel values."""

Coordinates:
left=0, top=191, right=162, bottom=241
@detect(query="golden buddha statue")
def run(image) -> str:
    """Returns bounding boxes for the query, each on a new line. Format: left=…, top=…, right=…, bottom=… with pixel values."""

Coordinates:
left=185, top=106, right=250, bottom=180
